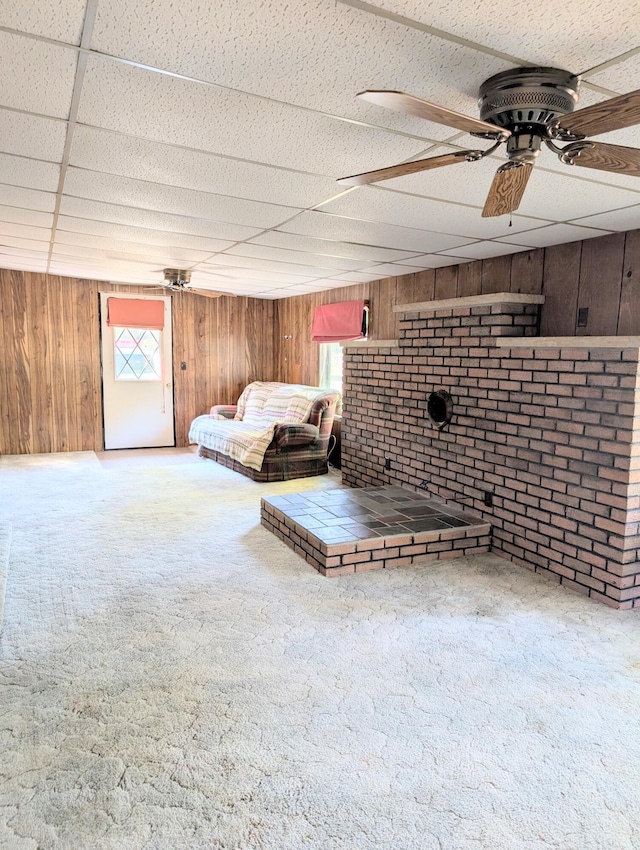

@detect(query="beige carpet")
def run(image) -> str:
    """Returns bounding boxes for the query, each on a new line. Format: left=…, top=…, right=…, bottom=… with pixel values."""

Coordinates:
left=0, top=448, right=639, bottom=850
left=0, top=521, right=10, bottom=632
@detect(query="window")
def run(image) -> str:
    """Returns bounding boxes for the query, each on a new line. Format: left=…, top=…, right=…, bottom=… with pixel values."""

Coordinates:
left=319, top=342, right=343, bottom=394
left=113, top=327, right=163, bottom=381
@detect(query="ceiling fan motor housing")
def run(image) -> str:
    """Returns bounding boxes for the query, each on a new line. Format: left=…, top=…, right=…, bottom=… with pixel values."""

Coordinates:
left=163, top=268, right=191, bottom=288
left=477, top=67, right=580, bottom=161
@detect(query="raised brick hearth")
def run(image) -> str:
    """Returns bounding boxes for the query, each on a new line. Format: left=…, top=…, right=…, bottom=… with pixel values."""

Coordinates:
left=341, top=292, right=640, bottom=609
left=261, top=486, right=490, bottom=576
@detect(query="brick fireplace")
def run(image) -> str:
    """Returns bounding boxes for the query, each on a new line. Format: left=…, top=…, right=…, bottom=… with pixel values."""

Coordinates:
left=341, top=292, right=640, bottom=610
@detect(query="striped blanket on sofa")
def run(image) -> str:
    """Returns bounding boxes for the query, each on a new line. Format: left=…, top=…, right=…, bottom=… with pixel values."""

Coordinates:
left=188, top=382, right=323, bottom=471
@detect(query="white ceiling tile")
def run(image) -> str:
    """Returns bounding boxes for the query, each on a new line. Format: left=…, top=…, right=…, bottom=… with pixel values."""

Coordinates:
left=417, top=254, right=469, bottom=268
left=77, top=58, right=434, bottom=177
left=205, top=254, right=339, bottom=278
left=197, top=265, right=314, bottom=284
left=55, top=224, right=232, bottom=255
left=0, top=234, right=51, bottom=252
left=438, top=241, right=532, bottom=260
left=585, top=51, right=640, bottom=93
left=499, top=223, right=613, bottom=248
left=251, top=230, right=422, bottom=262
left=0, top=32, right=77, bottom=119
left=0, top=221, right=51, bottom=242
left=0, top=255, right=48, bottom=272
left=207, top=253, right=333, bottom=279
left=0, top=154, right=60, bottom=192
left=569, top=205, right=640, bottom=232
left=514, top=166, right=640, bottom=221
left=326, top=271, right=388, bottom=283
left=63, top=168, right=299, bottom=229
left=226, top=243, right=365, bottom=271
left=280, top=211, right=485, bottom=251
left=393, top=253, right=438, bottom=266
left=57, top=197, right=261, bottom=241
left=51, top=241, right=213, bottom=266
left=69, top=126, right=340, bottom=208
left=90, top=0, right=511, bottom=141
left=0, top=205, right=54, bottom=228
left=0, top=110, right=68, bottom=162
left=359, top=0, right=640, bottom=71
left=317, top=190, right=545, bottom=239
left=4, top=0, right=640, bottom=292
left=49, top=254, right=162, bottom=274
left=360, top=262, right=431, bottom=275
left=0, top=185, right=56, bottom=213
left=0, top=0, right=87, bottom=44
left=0, top=246, right=50, bottom=261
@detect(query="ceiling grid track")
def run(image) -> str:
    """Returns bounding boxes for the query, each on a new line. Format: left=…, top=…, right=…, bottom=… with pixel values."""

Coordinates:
left=45, top=0, right=100, bottom=273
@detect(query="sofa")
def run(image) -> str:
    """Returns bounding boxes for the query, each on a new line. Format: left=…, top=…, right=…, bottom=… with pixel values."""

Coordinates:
left=188, top=381, right=341, bottom=482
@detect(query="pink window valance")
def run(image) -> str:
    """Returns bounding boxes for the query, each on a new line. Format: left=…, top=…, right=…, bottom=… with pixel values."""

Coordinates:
left=107, top=298, right=165, bottom=330
left=311, top=300, right=366, bottom=343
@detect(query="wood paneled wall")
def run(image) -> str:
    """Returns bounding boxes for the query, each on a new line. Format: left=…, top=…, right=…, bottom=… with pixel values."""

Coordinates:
left=2, top=227, right=639, bottom=455
left=273, top=228, right=640, bottom=385
left=0, top=269, right=274, bottom=454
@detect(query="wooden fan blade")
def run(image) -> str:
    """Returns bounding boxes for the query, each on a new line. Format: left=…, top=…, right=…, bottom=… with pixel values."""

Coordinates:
left=357, top=90, right=510, bottom=139
left=558, top=89, right=640, bottom=138
left=560, top=141, right=640, bottom=176
left=482, top=162, right=533, bottom=218
left=337, top=151, right=474, bottom=186
left=187, top=287, right=233, bottom=299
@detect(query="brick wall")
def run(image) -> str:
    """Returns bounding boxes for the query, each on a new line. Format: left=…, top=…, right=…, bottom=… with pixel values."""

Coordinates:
left=342, top=294, right=640, bottom=609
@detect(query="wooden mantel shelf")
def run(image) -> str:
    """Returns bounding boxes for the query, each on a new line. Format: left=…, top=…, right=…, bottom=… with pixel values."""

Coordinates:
left=394, top=292, right=545, bottom=314
left=495, top=336, right=640, bottom=349
left=341, top=339, right=398, bottom=348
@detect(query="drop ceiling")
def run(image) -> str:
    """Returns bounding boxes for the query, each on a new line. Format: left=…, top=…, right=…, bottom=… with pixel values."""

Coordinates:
left=0, top=0, right=639, bottom=298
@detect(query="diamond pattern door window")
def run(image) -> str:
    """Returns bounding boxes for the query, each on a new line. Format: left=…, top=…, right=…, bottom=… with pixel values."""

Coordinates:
left=114, top=328, right=162, bottom=381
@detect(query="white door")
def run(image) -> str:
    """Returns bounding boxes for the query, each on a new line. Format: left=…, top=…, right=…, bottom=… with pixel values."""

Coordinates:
left=100, top=292, right=175, bottom=450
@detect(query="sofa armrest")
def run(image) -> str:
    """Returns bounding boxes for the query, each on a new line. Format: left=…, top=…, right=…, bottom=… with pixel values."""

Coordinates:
left=274, top=423, right=320, bottom=449
left=210, top=404, right=237, bottom=420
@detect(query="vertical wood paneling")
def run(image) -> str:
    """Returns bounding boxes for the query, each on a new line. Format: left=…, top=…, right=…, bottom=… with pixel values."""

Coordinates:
left=14, top=274, right=32, bottom=454
left=539, top=242, right=582, bottom=336
left=81, top=282, right=102, bottom=450
left=3, top=228, right=640, bottom=456
left=395, top=273, right=415, bottom=305
left=618, top=230, right=640, bottom=335
left=482, top=255, right=512, bottom=293
left=434, top=265, right=458, bottom=299
left=47, top=277, right=69, bottom=451
left=510, top=249, right=544, bottom=294
left=457, top=261, right=482, bottom=297
left=413, top=269, right=435, bottom=301
left=25, top=272, right=53, bottom=454
left=576, top=232, right=625, bottom=335
left=0, top=270, right=282, bottom=454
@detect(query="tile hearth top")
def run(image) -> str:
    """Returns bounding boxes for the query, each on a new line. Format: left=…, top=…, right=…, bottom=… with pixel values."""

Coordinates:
left=262, top=485, right=481, bottom=546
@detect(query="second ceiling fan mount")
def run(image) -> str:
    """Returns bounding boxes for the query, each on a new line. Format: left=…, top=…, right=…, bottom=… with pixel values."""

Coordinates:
left=338, top=66, right=640, bottom=217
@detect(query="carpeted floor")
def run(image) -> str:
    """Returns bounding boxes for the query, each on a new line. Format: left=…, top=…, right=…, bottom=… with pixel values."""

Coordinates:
left=0, top=448, right=639, bottom=850
left=0, top=521, right=11, bottom=632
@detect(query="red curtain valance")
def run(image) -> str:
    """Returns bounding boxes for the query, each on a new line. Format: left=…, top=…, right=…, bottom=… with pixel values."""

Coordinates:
left=107, top=298, right=165, bottom=330
left=312, top=300, right=366, bottom=343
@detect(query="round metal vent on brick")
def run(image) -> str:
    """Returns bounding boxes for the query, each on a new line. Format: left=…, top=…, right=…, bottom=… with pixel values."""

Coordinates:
left=427, top=390, right=453, bottom=430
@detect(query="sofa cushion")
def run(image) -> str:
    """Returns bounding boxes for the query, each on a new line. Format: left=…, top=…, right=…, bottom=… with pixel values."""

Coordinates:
left=235, top=381, right=286, bottom=423
left=274, top=423, right=319, bottom=449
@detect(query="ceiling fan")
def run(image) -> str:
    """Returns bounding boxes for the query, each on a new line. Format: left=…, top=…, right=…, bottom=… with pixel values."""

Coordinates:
left=152, top=268, right=233, bottom=298
left=338, top=67, right=640, bottom=217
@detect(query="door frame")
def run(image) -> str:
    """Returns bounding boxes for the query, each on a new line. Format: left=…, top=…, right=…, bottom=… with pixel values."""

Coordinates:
left=98, top=291, right=176, bottom=450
